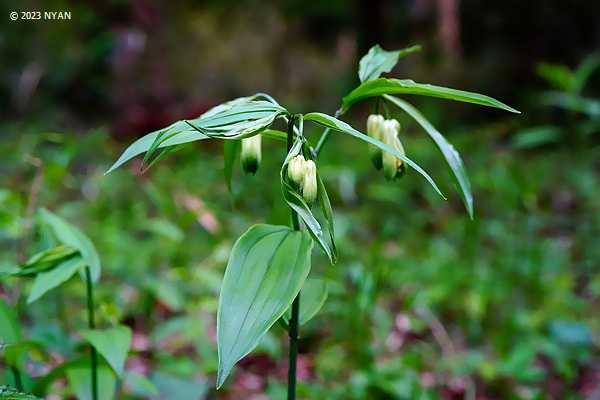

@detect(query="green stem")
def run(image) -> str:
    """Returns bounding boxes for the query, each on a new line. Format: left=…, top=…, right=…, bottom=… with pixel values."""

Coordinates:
left=85, top=266, right=98, bottom=400
left=286, top=115, right=300, bottom=400
left=11, top=366, right=23, bottom=391
left=314, top=109, right=343, bottom=156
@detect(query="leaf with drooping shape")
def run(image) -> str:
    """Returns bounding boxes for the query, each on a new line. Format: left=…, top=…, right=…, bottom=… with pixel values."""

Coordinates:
left=66, top=361, right=116, bottom=400
left=385, top=95, right=474, bottom=218
left=316, top=173, right=337, bottom=260
left=106, top=95, right=287, bottom=173
left=38, top=209, right=101, bottom=282
left=303, top=112, right=446, bottom=199
left=80, top=325, right=132, bottom=377
left=359, top=44, right=421, bottom=82
left=282, top=278, right=328, bottom=326
left=217, top=224, right=312, bottom=388
left=27, top=257, right=85, bottom=304
left=341, top=78, right=520, bottom=114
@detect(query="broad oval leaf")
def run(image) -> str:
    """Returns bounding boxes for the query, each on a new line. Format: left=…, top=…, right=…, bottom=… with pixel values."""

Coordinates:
left=38, top=209, right=101, bottom=282
left=384, top=95, right=474, bottom=218
left=27, top=257, right=85, bottom=304
left=217, top=224, right=312, bottom=388
left=80, top=325, right=132, bottom=377
left=283, top=278, right=328, bottom=326
left=341, top=78, right=520, bottom=114
left=359, top=44, right=421, bottom=82
left=303, top=112, right=446, bottom=199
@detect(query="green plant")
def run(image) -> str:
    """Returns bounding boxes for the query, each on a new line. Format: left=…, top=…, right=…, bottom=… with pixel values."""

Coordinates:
left=2, top=209, right=132, bottom=400
left=513, top=53, right=600, bottom=149
left=106, top=43, right=518, bottom=398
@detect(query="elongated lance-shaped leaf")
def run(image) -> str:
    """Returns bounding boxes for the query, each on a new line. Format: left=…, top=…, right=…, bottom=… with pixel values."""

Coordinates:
left=217, top=224, right=312, bottom=388
left=341, top=78, right=520, bottom=114
left=359, top=44, right=421, bottom=82
left=106, top=95, right=286, bottom=173
left=38, top=209, right=101, bottom=282
left=384, top=95, right=474, bottom=218
left=303, top=112, right=446, bottom=199
left=281, top=139, right=337, bottom=264
left=13, top=245, right=77, bottom=277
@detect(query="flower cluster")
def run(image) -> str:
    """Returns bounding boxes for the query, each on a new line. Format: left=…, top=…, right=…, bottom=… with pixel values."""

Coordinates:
left=288, top=154, right=318, bottom=204
left=366, top=114, right=406, bottom=180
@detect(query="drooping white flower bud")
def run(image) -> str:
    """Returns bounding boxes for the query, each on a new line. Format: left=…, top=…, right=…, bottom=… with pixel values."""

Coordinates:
left=367, top=114, right=385, bottom=170
left=287, top=155, right=306, bottom=187
left=382, top=119, right=405, bottom=181
left=302, top=159, right=318, bottom=204
left=241, top=134, right=261, bottom=174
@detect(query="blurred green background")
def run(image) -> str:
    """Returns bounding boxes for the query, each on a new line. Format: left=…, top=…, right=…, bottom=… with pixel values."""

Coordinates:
left=1, top=0, right=599, bottom=399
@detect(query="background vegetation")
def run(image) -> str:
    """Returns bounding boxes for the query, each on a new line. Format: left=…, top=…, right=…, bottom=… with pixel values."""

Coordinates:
left=1, top=0, right=599, bottom=398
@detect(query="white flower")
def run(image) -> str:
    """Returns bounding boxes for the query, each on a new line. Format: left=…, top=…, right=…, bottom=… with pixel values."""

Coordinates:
left=382, top=119, right=405, bottom=180
left=288, top=155, right=306, bottom=187
left=241, top=134, right=261, bottom=174
left=302, top=159, right=318, bottom=204
left=367, top=114, right=385, bottom=170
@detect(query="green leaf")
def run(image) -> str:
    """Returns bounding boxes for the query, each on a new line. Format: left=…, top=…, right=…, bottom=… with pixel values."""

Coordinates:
left=80, top=325, right=132, bottom=376
left=384, top=95, right=473, bottom=218
left=0, top=386, right=41, bottom=400
left=38, top=209, right=101, bottom=282
left=4, top=341, right=45, bottom=369
left=15, top=245, right=77, bottom=277
left=0, top=299, right=21, bottom=345
left=217, top=224, right=312, bottom=388
left=341, top=78, right=520, bottom=114
left=106, top=95, right=287, bottom=174
left=260, top=129, right=287, bottom=141
left=359, top=44, right=421, bottom=82
left=124, top=371, right=159, bottom=397
left=152, top=372, right=208, bottom=399
left=303, top=112, right=446, bottom=199
left=66, top=361, right=116, bottom=400
left=27, top=257, right=85, bottom=304
left=541, top=91, right=600, bottom=117
left=223, top=140, right=240, bottom=193
left=281, top=140, right=337, bottom=264
left=316, top=173, right=337, bottom=259
left=283, top=278, right=328, bottom=326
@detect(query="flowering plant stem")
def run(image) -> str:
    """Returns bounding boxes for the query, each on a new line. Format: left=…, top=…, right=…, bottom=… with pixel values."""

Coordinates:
left=286, top=115, right=301, bottom=400
left=85, top=266, right=98, bottom=400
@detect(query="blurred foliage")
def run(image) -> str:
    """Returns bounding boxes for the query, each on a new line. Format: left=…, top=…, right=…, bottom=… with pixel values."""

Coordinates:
left=1, top=0, right=600, bottom=399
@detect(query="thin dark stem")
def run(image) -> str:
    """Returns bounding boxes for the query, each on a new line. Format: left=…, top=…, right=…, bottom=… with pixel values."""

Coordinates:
left=11, top=366, right=23, bottom=391
left=286, top=115, right=300, bottom=400
left=85, top=266, right=98, bottom=400
left=287, top=295, right=300, bottom=400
